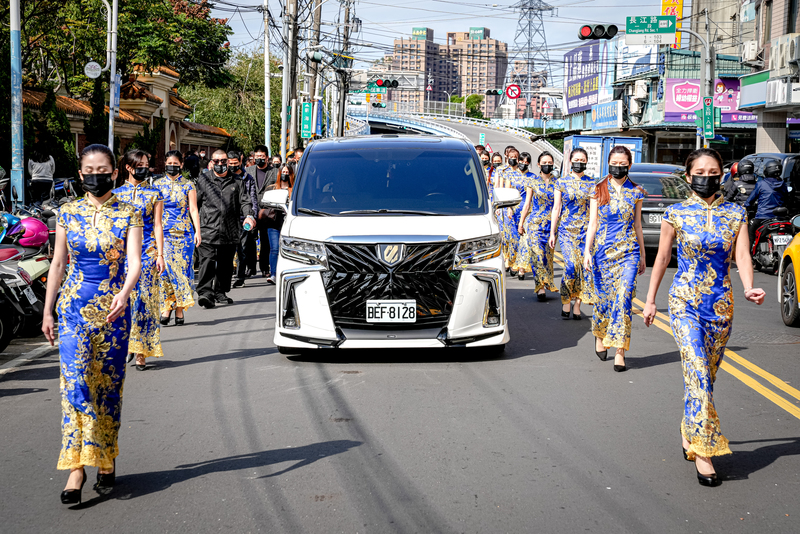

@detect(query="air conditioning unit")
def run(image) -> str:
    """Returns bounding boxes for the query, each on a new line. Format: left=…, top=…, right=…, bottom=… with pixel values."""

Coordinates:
left=634, top=80, right=649, bottom=100
left=770, top=34, right=800, bottom=77
left=790, top=35, right=800, bottom=66
left=629, top=98, right=643, bottom=116
left=741, top=40, right=759, bottom=63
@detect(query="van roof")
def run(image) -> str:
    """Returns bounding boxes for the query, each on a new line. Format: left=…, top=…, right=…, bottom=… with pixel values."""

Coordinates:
left=308, top=135, right=472, bottom=152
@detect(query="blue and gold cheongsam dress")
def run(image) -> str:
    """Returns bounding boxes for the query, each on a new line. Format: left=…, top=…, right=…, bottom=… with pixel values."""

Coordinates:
left=153, top=175, right=196, bottom=313
left=664, top=194, right=747, bottom=459
left=556, top=172, right=595, bottom=304
left=115, top=181, right=164, bottom=358
left=56, top=196, right=142, bottom=470
left=503, top=167, right=527, bottom=270
left=588, top=179, right=644, bottom=350
left=524, top=173, right=557, bottom=293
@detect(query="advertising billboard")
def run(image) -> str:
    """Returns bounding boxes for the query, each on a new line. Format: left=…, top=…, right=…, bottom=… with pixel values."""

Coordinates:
left=664, top=78, right=757, bottom=123
left=616, top=37, right=658, bottom=80
left=591, top=101, right=622, bottom=130
left=563, top=42, right=599, bottom=115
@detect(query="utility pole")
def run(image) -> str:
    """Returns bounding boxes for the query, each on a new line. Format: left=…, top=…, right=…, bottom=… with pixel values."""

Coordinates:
left=309, top=0, right=323, bottom=106
left=676, top=26, right=712, bottom=149
left=288, top=0, right=299, bottom=151
left=280, top=0, right=295, bottom=161
left=263, top=0, right=271, bottom=156
left=336, top=0, right=352, bottom=136
left=107, top=0, right=118, bottom=150
left=9, top=0, right=23, bottom=209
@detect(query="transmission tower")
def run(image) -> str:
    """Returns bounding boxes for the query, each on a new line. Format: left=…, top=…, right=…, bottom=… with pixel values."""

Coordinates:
left=503, top=0, right=555, bottom=118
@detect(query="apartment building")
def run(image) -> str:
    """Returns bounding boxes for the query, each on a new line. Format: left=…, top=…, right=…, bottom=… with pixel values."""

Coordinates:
left=446, top=28, right=508, bottom=116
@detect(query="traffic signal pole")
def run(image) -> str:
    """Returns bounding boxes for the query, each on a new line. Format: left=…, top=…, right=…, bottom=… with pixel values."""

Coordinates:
left=107, top=0, right=118, bottom=150
left=263, top=0, right=271, bottom=156
left=675, top=26, right=712, bottom=149
left=9, top=0, right=23, bottom=209
left=335, top=1, right=351, bottom=137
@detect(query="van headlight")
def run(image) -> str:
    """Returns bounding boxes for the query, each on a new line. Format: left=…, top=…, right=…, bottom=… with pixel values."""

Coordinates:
left=455, top=234, right=502, bottom=267
left=280, top=236, right=328, bottom=268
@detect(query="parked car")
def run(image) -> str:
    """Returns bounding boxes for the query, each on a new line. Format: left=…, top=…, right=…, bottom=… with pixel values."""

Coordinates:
left=630, top=163, right=685, bottom=174
left=630, top=171, right=691, bottom=251
left=778, top=214, right=800, bottom=326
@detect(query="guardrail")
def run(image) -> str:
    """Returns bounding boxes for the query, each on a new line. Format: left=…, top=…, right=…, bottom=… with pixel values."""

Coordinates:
left=345, top=116, right=369, bottom=136
left=347, top=111, right=471, bottom=141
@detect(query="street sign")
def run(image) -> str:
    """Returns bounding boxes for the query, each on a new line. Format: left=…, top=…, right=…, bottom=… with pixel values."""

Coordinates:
left=542, top=101, right=550, bottom=109
left=479, top=133, right=485, bottom=145
left=300, top=102, right=313, bottom=139
left=484, top=143, right=493, bottom=153
left=703, top=96, right=714, bottom=139
left=366, top=93, right=371, bottom=103
left=625, top=15, right=676, bottom=45
left=506, top=84, right=521, bottom=99
left=84, top=61, right=102, bottom=79
left=350, top=88, right=386, bottom=94
left=426, top=85, right=432, bottom=92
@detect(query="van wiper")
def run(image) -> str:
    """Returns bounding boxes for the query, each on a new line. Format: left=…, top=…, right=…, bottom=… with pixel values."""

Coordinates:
left=338, top=209, right=444, bottom=216
left=297, top=207, right=334, bottom=217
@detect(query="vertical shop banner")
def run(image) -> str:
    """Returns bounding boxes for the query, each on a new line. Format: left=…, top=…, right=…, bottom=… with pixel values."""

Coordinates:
left=563, top=41, right=599, bottom=115
left=597, top=38, right=618, bottom=104
left=661, top=0, right=683, bottom=48
left=664, top=79, right=757, bottom=123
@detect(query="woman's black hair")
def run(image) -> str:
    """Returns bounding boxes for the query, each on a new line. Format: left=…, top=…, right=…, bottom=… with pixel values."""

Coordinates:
left=79, top=144, right=116, bottom=170
left=537, top=151, right=554, bottom=164
left=607, top=145, right=632, bottom=166
left=491, top=152, right=503, bottom=161
left=118, top=149, right=150, bottom=183
left=520, top=151, right=532, bottom=164
left=569, top=147, right=588, bottom=161
left=684, top=148, right=723, bottom=175
left=165, top=150, right=184, bottom=164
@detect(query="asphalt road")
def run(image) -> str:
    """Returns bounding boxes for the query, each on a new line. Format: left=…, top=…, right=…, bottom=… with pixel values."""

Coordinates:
left=424, top=118, right=548, bottom=162
left=1, top=260, right=799, bottom=533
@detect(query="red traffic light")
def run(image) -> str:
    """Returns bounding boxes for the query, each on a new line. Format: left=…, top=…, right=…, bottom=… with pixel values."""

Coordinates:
left=579, top=25, right=593, bottom=39
left=578, top=24, right=618, bottom=40
left=375, top=79, right=385, bottom=87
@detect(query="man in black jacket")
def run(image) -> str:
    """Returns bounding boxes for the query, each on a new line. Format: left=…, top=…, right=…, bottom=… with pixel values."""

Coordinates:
left=246, top=146, right=280, bottom=277
left=229, top=150, right=259, bottom=287
left=196, top=149, right=256, bottom=308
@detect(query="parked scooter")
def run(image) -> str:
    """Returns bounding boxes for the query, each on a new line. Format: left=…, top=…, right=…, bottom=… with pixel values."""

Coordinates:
left=752, top=207, right=795, bottom=274
left=0, top=247, right=41, bottom=352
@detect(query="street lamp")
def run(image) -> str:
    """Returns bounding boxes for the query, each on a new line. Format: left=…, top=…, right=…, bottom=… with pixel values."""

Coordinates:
left=192, top=97, right=209, bottom=122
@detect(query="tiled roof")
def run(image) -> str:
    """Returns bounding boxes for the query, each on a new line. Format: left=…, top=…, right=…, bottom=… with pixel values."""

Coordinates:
left=170, top=93, right=192, bottom=111
left=179, top=120, right=231, bottom=138
left=120, top=81, right=163, bottom=104
left=23, top=89, right=149, bottom=125
left=133, top=65, right=180, bottom=79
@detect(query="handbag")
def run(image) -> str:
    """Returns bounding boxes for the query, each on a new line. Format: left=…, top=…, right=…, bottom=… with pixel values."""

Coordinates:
left=259, top=207, right=278, bottom=222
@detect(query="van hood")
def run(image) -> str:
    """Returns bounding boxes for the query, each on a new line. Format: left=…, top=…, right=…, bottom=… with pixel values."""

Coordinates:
left=285, top=214, right=494, bottom=243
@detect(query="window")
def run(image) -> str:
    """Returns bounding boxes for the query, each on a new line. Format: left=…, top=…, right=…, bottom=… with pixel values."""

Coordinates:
left=791, top=0, right=799, bottom=33
left=765, top=1, right=772, bottom=42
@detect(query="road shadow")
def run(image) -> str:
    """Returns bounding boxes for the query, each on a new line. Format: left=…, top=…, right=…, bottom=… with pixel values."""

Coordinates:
left=717, top=437, right=800, bottom=481
left=0, top=387, right=48, bottom=397
left=71, top=440, right=362, bottom=508
left=188, top=313, right=274, bottom=328
left=287, top=346, right=512, bottom=364
left=0, top=363, right=60, bottom=383
left=144, top=348, right=279, bottom=370
left=626, top=349, right=681, bottom=370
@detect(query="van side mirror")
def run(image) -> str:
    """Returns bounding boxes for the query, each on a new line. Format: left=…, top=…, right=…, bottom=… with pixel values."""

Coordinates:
left=262, top=189, right=289, bottom=211
left=492, top=187, right=522, bottom=209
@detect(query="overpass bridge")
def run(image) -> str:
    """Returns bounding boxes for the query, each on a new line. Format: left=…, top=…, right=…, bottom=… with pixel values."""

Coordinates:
left=346, top=111, right=563, bottom=168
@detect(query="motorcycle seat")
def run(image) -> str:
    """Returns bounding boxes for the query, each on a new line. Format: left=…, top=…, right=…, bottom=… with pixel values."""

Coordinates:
left=0, top=244, right=39, bottom=260
left=0, top=247, right=22, bottom=263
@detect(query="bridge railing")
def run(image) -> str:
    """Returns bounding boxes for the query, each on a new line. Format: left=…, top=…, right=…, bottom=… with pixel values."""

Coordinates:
left=345, top=116, right=369, bottom=136
left=347, top=110, right=470, bottom=141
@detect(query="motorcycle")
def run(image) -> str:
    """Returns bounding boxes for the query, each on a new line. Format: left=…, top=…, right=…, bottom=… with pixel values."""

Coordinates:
left=752, top=207, right=795, bottom=274
left=0, top=246, right=41, bottom=352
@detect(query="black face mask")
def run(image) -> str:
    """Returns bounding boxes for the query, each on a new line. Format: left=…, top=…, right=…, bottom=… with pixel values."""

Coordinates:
left=572, top=161, right=587, bottom=174
left=165, top=165, right=181, bottom=176
left=690, top=175, right=721, bottom=198
left=255, top=158, right=267, bottom=167
left=508, top=158, right=518, bottom=167
left=82, top=173, right=115, bottom=197
left=492, top=162, right=502, bottom=168
left=214, top=164, right=228, bottom=175
left=133, top=168, right=149, bottom=182
left=540, top=164, right=553, bottom=175
left=609, top=165, right=629, bottom=179
left=280, top=173, right=290, bottom=182
left=228, top=165, right=241, bottom=173
left=519, top=163, right=529, bottom=172
left=482, top=159, right=490, bottom=167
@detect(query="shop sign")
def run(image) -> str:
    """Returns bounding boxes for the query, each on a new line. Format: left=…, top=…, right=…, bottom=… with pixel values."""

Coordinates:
left=563, top=42, right=599, bottom=114
left=591, top=100, right=622, bottom=130
left=664, top=78, right=757, bottom=123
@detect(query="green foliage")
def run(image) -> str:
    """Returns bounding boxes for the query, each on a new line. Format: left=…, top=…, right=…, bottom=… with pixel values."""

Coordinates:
left=181, top=50, right=283, bottom=156
left=449, top=95, right=465, bottom=103
left=465, top=94, right=484, bottom=119
left=523, top=127, right=564, bottom=152
left=83, top=78, right=109, bottom=146
left=28, top=88, right=79, bottom=178
left=128, top=117, right=166, bottom=158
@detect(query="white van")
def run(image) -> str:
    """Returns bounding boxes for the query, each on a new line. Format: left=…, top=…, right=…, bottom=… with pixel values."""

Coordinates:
left=262, top=135, right=521, bottom=353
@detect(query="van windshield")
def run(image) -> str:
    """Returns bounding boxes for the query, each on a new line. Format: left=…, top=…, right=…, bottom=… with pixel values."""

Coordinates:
left=293, top=148, right=487, bottom=216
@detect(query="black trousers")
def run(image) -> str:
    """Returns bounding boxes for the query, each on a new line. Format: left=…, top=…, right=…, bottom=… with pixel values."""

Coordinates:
left=750, top=218, right=767, bottom=247
left=197, top=243, right=237, bottom=298
left=256, top=219, right=271, bottom=274
left=236, top=229, right=257, bottom=280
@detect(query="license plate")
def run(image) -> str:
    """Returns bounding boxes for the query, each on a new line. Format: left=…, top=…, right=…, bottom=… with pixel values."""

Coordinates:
left=773, top=234, right=792, bottom=246
left=23, top=286, right=37, bottom=305
left=648, top=214, right=663, bottom=224
left=366, top=300, right=417, bottom=323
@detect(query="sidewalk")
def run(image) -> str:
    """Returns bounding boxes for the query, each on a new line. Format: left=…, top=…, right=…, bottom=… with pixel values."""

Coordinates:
left=0, top=333, right=57, bottom=369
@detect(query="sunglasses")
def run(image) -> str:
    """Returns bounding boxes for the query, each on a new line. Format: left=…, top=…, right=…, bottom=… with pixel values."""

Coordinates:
left=212, top=159, right=228, bottom=164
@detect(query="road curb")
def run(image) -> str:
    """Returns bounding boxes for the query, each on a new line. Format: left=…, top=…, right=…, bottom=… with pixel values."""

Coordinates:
left=0, top=343, right=59, bottom=376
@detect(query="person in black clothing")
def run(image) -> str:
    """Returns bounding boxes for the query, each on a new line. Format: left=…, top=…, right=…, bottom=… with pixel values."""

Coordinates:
left=745, top=158, right=789, bottom=245
left=723, top=159, right=757, bottom=206
left=198, top=149, right=210, bottom=172
left=195, top=149, right=255, bottom=308
left=184, top=150, right=201, bottom=181
left=229, top=151, right=259, bottom=288
left=264, top=164, right=295, bottom=285
left=246, top=145, right=278, bottom=278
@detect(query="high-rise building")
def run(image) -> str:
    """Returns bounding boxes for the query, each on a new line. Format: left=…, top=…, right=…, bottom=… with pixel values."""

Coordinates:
left=446, top=28, right=508, bottom=116
left=391, top=29, right=456, bottom=112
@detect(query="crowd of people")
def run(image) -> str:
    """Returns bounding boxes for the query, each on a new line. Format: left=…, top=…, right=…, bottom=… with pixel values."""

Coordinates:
left=41, top=138, right=770, bottom=505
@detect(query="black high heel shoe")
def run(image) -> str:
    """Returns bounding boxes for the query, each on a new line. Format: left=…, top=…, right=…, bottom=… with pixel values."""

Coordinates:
left=682, top=447, right=693, bottom=461
left=696, top=466, right=720, bottom=487
left=61, top=467, right=86, bottom=505
left=613, top=353, right=627, bottom=372
left=537, top=293, right=547, bottom=302
left=94, top=459, right=116, bottom=495
left=595, top=345, right=608, bottom=361
left=561, top=309, right=570, bottom=319
left=159, top=310, right=172, bottom=326
left=174, top=313, right=184, bottom=326
left=518, top=273, right=525, bottom=281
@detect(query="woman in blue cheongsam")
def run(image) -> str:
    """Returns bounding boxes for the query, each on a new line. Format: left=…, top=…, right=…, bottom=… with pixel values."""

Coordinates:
left=153, top=150, right=201, bottom=326
left=549, top=148, right=595, bottom=319
left=115, top=150, right=165, bottom=370
left=583, top=146, right=646, bottom=372
left=643, top=148, right=765, bottom=487
left=42, top=144, right=143, bottom=504
left=502, top=148, right=528, bottom=278
left=519, top=151, right=557, bottom=301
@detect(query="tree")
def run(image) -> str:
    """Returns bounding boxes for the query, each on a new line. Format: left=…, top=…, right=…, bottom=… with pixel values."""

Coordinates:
left=128, top=117, right=166, bottom=159
left=465, top=94, right=484, bottom=119
left=29, top=88, right=79, bottom=179
left=83, top=78, right=109, bottom=146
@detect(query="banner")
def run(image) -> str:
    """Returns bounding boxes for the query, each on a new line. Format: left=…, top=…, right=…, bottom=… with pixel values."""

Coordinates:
left=597, top=39, right=617, bottom=104
left=664, top=78, right=757, bottom=123
left=661, top=0, right=683, bottom=48
left=591, top=101, right=622, bottom=130
left=617, top=38, right=658, bottom=80
left=563, top=42, right=599, bottom=115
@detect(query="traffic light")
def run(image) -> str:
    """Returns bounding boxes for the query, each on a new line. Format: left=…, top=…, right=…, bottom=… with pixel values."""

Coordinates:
left=308, top=51, right=324, bottom=62
left=371, top=103, right=386, bottom=108
left=485, top=89, right=502, bottom=96
left=375, top=79, right=399, bottom=88
left=578, top=24, right=618, bottom=40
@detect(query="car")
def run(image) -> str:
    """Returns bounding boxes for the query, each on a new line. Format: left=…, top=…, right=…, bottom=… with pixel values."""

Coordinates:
left=629, top=163, right=685, bottom=174
left=630, top=171, right=691, bottom=251
left=778, top=214, right=800, bottom=327
left=261, top=135, right=522, bottom=353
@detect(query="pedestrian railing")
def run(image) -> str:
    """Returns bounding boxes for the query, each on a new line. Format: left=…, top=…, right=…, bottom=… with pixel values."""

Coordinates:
left=347, top=111, right=471, bottom=141
left=345, top=116, right=369, bottom=136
